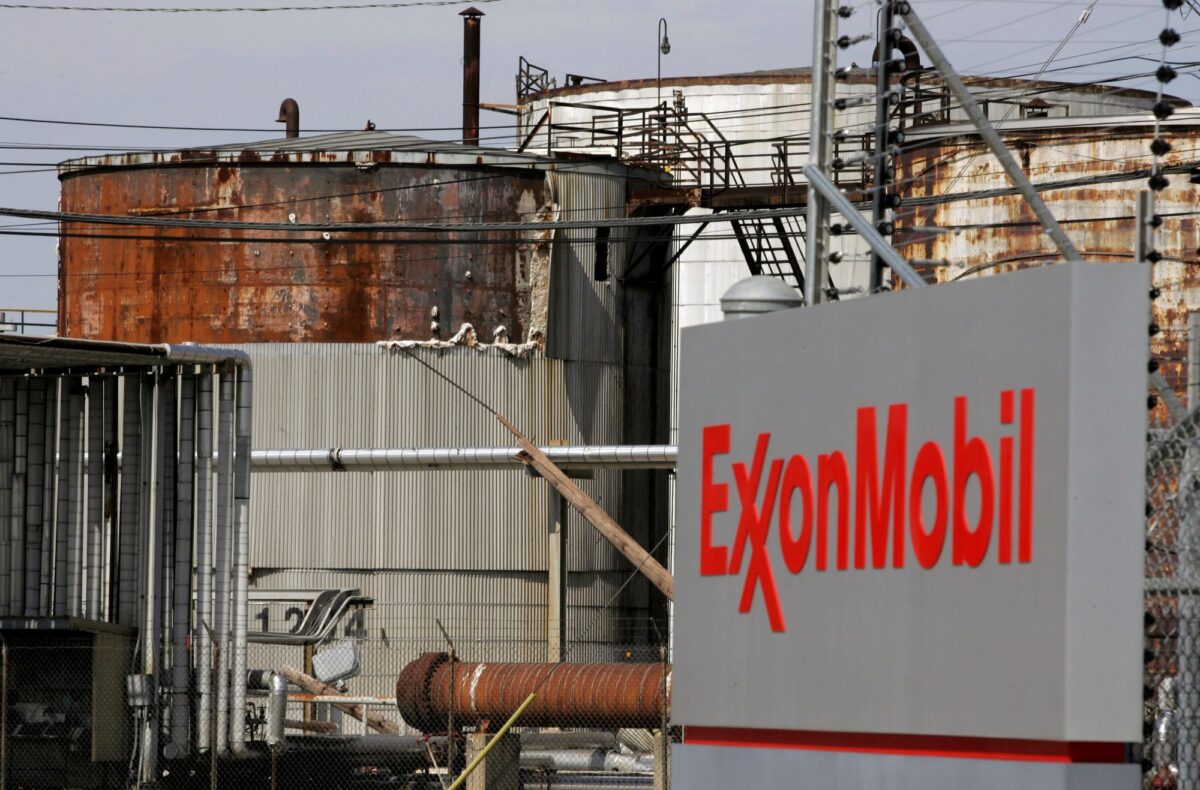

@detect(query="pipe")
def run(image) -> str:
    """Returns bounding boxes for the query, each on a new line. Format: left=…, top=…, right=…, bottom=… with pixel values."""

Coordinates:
left=521, top=749, right=654, bottom=774
left=251, top=445, right=678, bottom=472
left=117, top=374, right=142, bottom=627
left=102, top=376, right=118, bottom=621
left=86, top=375, right=103, bottom=618
left=158, top=373, right=177, bottom=736
left=460, top=7, right=483, bottom=146
left=65, top=384, right=84, bottom=617
left=276, top=98, right=299, bottom=139
left=396, top=653, right=670, bottom=732
left=214, top=369, right=233, bottom=755
left=170, top=372, right=195, bottom=755
left=52, top=379, right=71, bottom=617
left=140, top=374, right=160, bottom=785
left=245, top=670, right=287, bottom=746
left=230, top=364, right=252, bottom=756
left=9, top=380, right=27, bottom=616
left=38, top=380, right=56, bottom=615
left=23, top=379, right=46, bottom=616
left=195, top=371, right=214, bottom=753
left=0, top=379, right=14, bottom=616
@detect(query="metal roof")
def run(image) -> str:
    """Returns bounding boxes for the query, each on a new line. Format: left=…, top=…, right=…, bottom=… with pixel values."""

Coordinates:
left=58, top=130, right=634, bottom=176
left=0, top=334, right=174, bottom=373
left=902, top=106, right=1200, bottom=143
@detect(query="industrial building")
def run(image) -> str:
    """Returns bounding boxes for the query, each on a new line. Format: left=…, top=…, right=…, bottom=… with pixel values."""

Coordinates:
left=0, top=5, right=1195, bottom=787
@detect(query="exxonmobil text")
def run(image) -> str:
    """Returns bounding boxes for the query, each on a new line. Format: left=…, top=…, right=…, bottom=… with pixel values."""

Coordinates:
left=700, top=389, right=1035, bottom=632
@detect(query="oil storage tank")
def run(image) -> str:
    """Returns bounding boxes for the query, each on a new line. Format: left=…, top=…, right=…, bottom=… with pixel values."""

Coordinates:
left=56, top=132, right=674, bottom=715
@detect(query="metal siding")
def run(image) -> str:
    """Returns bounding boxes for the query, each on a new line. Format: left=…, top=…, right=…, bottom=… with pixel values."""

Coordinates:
left=237, top=344, right=632, bottom=574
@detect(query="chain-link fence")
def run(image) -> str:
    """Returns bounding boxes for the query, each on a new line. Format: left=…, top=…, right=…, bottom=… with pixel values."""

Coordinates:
left=0, top=608, right=671, bottom=789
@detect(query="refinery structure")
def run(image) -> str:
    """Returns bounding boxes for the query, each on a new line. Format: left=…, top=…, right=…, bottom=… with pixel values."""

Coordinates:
left=0, top=1, right=1198, bottom=788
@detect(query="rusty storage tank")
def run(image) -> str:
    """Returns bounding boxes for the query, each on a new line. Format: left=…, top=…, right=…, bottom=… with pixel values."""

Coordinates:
left=56, top=131, right=635, bottom=345
left=894, top=108, right=1200, bottom=404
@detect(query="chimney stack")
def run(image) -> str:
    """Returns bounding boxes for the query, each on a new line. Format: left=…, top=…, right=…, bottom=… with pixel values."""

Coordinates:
left=276, top=98, right=300, bottom=139
left=460, top=7, right=484, bottom=146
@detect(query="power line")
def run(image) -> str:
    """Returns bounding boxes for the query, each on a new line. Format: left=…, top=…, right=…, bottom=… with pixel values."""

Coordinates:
left=0, top=0, right=496, bottom=11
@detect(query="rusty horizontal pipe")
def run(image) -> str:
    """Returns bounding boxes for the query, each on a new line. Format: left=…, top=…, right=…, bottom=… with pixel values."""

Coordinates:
left=395, top=652, right=670, bottom=733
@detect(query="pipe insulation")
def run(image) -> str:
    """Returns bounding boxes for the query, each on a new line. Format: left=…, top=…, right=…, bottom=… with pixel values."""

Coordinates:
left=9, top=379, right=27, bottom=616
left=230, top=365, right=253, bottom=755
left=214, top=369, right=234, bottom=755
left=116, top=374, right=142, bottom=627
left=38, top=381, right=56, bottom=615
left=396, top=653, right=671, bottom=732
left=52, top=379, right=72, bottom=617
left=0, top=379, right=15, bottom=615
left=23, top=379, right=46, bottom=616
left=251, top=445, right=677, bottom=472
left=194, top=371, right=214, bottom=753
left=170, top=371, right=195, bottom=754
left=86, top=375, right=103, bottom=618
left=157, top=373, right=177, bottom=738
left=102, top=375, right=117, bottom=622
left=65, top=384, right=84, bottom=617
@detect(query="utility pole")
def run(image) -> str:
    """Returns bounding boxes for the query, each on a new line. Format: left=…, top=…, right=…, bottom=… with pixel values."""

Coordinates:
left=804, top=0, right=840, bottom=305
left=869, top=1, right=898, bottom=293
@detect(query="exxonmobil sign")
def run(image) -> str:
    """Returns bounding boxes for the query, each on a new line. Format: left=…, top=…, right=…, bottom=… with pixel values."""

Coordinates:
left=674, top=263, right=1146, bottom=745
left=700, top=389, right=1035, bottom=633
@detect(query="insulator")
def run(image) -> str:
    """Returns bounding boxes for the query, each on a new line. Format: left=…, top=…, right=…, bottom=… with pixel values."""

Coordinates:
left=835, top=67, right=852, bottom=80
left=834, top=95, right=873, bottom=110
left=1157, top=64, right=1178, bottom=83
left=1147, top=250, right=1164, bottom=263
left=1150, top=287, right=1162, bottom=299
left=883, top=193, right=902, bottom=209
left=1153, top=101, right=1175, bottom=120
left=1148, top=172, right=1170, bottom=192
left=1160, top=28, right=1181, bottom=47
left=1150, top=214, right=1164, bottom=228
left=828, top=250, right=845, bottom=264
left=893, top=0, right=910, bottom=13
left=837, top=4, right=854, bottom=17
left=877, top=221, right=894, bottom=236
left=1150, top=138, right=1172, bottom=156
left=1149, top=358, right=1160, bottom=373
left=1149, top=323, right=1162, bottom=336
left=1164, top=0, right=1184, bottom=9
left=830, top=223, right=846, bottom=236
left=838, top=33, right=872, bottom=49
left=1149, top=395, right=1159, bottom=410
left=832, top=157, right=847, bottom=171
left=887, top=127, right=906, bottom=145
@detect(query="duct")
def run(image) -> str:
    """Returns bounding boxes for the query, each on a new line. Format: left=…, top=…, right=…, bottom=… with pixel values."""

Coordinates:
left=194, top=371, right=214, bottom=752
left=116, top=374, right=142, bottom=627
left=521, top=749, right=654, bottom=774
left=22, top=379, right=46, bottom=617
left=9, top=380, right=27, bottom=616
left=38, top=381, right=56, bottom=615
left=230, top=364, right=252, bottom=756
left=65, top=384, right=84, bottom=617
left=169, top=372, right=195, bottom=754
left=0, top=379, right=14, bottom=616
left=251, top=445, right=677, bottom=472
left=213, top=369, right=233, bottom=755
left=86, top=375, right=103, bottom=618
left=396, top=653, right=670, bottom=732
left=52, top=380, right=71, bottom=617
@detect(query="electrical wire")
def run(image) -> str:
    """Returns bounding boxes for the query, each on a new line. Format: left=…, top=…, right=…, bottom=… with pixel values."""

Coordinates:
left=0, top=0, right=497, bottom=11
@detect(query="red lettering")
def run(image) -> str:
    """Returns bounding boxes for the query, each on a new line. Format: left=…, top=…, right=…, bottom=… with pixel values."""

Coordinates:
left=1019, top=388, right=1035, bottom=563
left=953, top=396, right=995, bottom=568
left=779, top=454, right=814, bottom=574
left=730, top=434, right=786, bottom=632
left=701, top=424, right=730, bottom=576
left=910, top=441, right=948, bottom=569
left=817, top=451, right=850, bottom=571
left=855, top=404, right=908, bottom=570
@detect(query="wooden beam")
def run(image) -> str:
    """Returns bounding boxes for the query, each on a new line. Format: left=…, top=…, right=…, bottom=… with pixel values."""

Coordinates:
left=279, top=666, right=400, bottom=734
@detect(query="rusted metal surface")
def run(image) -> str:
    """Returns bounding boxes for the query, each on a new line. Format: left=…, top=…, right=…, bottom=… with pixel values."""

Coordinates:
left=460, top=7, right=483, bottom=146
left=395, top=652, right=669, bottom=732
left=57, top=148, right=555, bottom=344
left=894, top=121, right=1200, bottom=416
left=276, top=98, right=299, bottom=139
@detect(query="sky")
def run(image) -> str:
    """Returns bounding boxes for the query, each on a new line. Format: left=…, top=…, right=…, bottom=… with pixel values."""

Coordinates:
left=0, top=0, right=1196, bottom=311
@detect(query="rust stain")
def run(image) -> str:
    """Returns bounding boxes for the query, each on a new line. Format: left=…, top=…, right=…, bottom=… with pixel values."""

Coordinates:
left=59, top=161, right=552, bottom=344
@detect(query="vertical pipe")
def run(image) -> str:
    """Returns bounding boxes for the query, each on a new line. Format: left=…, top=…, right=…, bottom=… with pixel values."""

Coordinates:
left=266, top=672, right=286, bottom=748
left=9, top=380, right=28, bottom=617
left=869, top=1, right=896, bottom=293
left=0, top=379, right=16, bottom=616
left=547, top=489, right=566, bottom=662
left=140, top=376, right=159, bottom=785
left=103, top=375, right=118, bottom=622
left=86, top=376, right=104, bottom=618
left=229, top=366, right=253, bottom=755
left=804, top=0, right=839, bottom=306
left=65, top=384, right=84, bottom=617
left=52, top=379, right=72, bottom=617
left=23, top=379, right=46, bottom=617
left=460, top=8, right=483, bottom=146
left=117, top=374, right=143, bottom=627
left=171, top=371, right=196, bottom=754
left=195, top=371, right=214, bottom=753
left=158, top=374, right=177, bottom=739
left=39, top=380, right=56, bottom=616
left=276, top=99, right=299, bottom=139
left=214, top=369, right=234, bottom=755
left=1190, top=312, right=1200, bottom=411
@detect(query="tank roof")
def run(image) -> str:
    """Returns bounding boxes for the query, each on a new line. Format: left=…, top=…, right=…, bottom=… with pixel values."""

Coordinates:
left=58, top=130, right=633, bottom=176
